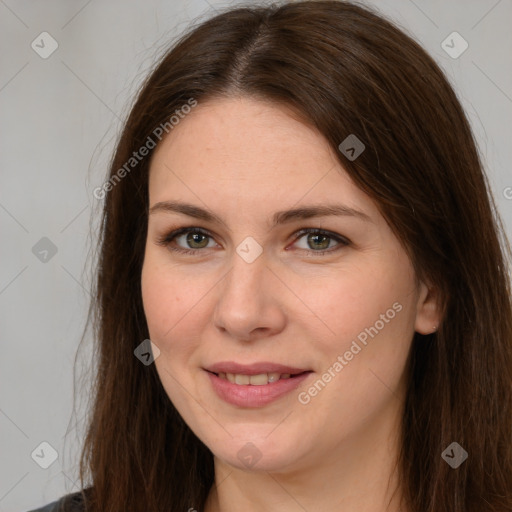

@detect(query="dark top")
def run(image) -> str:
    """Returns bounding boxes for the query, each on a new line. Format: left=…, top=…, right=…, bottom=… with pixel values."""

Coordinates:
left=27, top=490, right=87, bottom=512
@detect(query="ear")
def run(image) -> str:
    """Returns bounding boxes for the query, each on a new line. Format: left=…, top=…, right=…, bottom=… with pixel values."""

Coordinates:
left=414, top=279, right=443, bottom=335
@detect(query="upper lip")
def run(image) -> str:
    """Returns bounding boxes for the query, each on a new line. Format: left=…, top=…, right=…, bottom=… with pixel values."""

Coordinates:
left=205, top=361, right=310, bottom=375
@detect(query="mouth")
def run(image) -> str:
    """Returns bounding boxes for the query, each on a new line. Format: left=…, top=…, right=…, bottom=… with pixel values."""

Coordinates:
left=205, top=369, right=311, bottom=386
left=205, top=369, right=313, bottom=408
left=203, top=362, right=314, bottom=407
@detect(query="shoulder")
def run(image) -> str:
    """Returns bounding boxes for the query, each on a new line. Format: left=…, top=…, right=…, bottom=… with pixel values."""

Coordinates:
left=26, top=498, right=59, bottom=512
left=26, top=489, right=90, bottom=512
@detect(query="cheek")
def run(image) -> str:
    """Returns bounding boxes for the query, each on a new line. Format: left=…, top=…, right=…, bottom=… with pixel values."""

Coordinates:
left=141, top=260, right=199, bottom=403
left=141, top=253, right=217, bottom=378
left=141, top=256, right=192, bottom=346
left=304, top=260, right=417, bottom=393
left=141, top=268, right=173, bottom=339
left=311, top=264, right=410, bottom=336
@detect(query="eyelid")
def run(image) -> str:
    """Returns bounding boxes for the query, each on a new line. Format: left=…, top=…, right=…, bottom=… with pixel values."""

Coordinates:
left=155, top=225, right=351, bottom=256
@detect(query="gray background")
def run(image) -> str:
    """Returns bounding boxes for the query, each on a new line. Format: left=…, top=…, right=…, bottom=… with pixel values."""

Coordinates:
left=1, top=0, right=511, bottom=511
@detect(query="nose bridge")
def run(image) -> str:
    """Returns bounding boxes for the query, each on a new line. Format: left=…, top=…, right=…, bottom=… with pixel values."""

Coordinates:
left=224, top=238, right=267, bottom=299
left=213, top=236, right=285, bottom=338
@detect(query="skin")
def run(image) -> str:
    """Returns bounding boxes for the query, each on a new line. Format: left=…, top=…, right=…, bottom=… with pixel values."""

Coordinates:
left=141, top=96, right=441, bottom=512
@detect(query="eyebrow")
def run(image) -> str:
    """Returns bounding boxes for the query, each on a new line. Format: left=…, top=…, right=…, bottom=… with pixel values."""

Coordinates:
left=148, top=200, right=373, bottom=228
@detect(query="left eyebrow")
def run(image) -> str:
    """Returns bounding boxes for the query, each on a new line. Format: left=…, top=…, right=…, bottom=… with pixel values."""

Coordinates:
left=271, top=204, right=373, bottom=225
left=148, top=200, right=373, bottom=228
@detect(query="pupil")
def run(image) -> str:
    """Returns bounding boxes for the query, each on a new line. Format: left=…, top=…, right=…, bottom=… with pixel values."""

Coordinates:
left=187, top=232, right=207, bottom=248
left=310, top=233, right=328, bottom=250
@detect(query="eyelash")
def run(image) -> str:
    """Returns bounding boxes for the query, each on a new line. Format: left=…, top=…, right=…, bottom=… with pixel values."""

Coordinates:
left=155, top=226, right=350, bottom=257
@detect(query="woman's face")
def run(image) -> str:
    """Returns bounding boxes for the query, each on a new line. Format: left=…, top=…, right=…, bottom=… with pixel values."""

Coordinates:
left=141, top=96, right=438, bottom=473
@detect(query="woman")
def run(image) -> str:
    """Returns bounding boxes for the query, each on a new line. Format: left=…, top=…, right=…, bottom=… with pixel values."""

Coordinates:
left=29, top=1, right=512, bottom=511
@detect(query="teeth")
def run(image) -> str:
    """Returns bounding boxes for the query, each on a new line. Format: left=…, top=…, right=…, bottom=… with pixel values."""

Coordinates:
left=217, top=372, right=294, bottom=385
left=235, top=374, right=250, bottom=385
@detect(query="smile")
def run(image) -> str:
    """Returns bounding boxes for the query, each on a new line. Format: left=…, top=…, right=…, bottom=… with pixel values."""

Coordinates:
left=205, top=369, right=313, bottom=407
left=216, top=372, right=293, bottom=385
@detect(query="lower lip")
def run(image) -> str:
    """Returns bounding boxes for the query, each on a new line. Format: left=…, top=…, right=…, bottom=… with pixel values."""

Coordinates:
left=205, top=370, right=312, bottom=407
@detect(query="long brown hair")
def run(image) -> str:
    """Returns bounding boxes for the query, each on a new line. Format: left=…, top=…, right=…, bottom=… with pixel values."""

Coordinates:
left=72, top=1, right=512, bottom=511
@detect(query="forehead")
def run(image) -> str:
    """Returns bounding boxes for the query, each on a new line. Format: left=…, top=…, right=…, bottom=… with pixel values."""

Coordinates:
left=148, top=96, right=378, bottom=220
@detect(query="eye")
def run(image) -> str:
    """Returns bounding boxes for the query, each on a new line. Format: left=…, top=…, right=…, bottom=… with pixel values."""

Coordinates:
left=291, top=228, right=350, bottom=255
left=155, top=226, right=350, bottom=256
left=155, top=227, right=216, bottom=255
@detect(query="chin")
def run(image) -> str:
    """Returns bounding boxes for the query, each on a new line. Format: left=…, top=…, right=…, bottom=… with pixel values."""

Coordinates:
left=207, top=432, right=307, bottom=474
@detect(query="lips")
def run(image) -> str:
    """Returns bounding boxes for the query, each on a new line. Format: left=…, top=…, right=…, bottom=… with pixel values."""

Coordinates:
left=205, top=368, right=313, bottom=407
left=204, top=361, right=313, bottom=407
left=205, top=361, right=309, bottom=375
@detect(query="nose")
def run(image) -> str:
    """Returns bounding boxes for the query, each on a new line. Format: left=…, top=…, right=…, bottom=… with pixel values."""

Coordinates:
left=212, top=246, right=287, bottom=341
